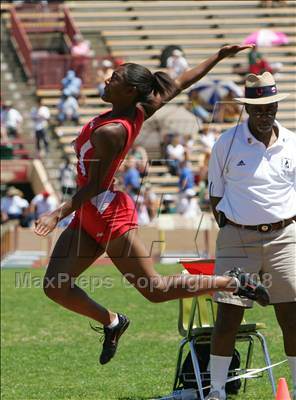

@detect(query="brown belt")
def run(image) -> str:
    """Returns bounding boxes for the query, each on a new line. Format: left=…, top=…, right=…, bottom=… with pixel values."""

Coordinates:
left=226, top=216, right=296, bottom=233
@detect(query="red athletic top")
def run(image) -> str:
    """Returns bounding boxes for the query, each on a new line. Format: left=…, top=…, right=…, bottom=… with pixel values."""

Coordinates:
left=73, top=106, right=145, bottom=190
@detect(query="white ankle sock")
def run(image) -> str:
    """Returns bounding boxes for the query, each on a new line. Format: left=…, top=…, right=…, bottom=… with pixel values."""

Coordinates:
left=287, top=356, right=296, bottom=392
left=106, top=313, right=119, bottom=329
left=209, top=354, right=232, bottom=397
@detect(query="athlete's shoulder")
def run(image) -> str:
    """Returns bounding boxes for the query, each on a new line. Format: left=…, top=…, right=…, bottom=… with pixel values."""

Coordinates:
left=93, top=122, right=125, bottom=136
left=92, top=123, right=126, bottom=152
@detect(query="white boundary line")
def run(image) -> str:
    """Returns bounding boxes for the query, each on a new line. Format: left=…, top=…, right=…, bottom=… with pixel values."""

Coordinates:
left=152, top=359, right=287, bottom=399
left=202, top=359, right=287, bottom=390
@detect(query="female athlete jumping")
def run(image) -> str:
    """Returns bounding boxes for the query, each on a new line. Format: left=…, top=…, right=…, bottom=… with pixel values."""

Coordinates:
left=35, top=44, right=269, bottom=365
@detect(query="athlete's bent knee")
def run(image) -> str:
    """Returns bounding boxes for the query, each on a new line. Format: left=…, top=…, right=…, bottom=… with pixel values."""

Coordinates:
left=43, top=273, right=71, bottom=302
left=43, top=280, right=59, bottom=301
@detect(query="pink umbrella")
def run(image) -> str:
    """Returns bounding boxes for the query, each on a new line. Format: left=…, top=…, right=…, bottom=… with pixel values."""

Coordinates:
left=243, top=29, right=289, bottom=47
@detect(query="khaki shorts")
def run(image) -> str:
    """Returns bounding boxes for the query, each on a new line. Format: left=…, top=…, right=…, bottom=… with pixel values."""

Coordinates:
left=214, top=221, right=296, bottom=307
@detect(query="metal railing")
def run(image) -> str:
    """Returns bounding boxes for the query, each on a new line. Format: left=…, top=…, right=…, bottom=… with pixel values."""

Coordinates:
left=9, top=4, right=107, bottom=88
left=64, top=6, right=80, bottom=43
left=10, top=7, right=33, bottom=77
left=32, top=54, right=101, bottom=88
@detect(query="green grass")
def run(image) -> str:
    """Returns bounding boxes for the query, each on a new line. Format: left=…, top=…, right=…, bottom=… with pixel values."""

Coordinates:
left=1, top=265, right=291, bottom=400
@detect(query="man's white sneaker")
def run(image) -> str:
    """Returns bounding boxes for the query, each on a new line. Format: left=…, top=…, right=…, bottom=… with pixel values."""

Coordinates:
left=204, top=390, right=226, bottom=400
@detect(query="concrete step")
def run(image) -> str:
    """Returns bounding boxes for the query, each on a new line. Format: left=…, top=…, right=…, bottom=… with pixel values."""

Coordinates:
left=1, top=250, right=47, bottom=268
left=3, top=71, right=13, bottom=81
left=83, top=32, right=108, bottom=57
left=52, top=181, right=62, bottom=192
left=1, top=62, right=8, bottom=71
left=47, top=169, right=60, bottom=179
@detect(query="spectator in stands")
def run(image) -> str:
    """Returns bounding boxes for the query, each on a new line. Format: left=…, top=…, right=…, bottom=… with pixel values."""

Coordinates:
left=159, top=45, right=183, bottom=68
left=30, top=190, right=57, bottom=220
left=31, top=98, right=51, bottom=156
left=188, top=90, right=211, bottom=123
left=177, top=188, right=200, bottom=217
left=183, top=133, right=195, bottom=160
left=59, top=158, right=77, bottom=197
left=61, top=70, right=82, bottom=98
left=248, top=45, right=272, bottom=75
left=198, top=126, right=221, bottom=191
left=161, top=194, right=176, bottom=214
left=0, top=101, right=8, bottom=141
left=178, top=160, right=195, bottom=192
left=71, top=33, right=93, bottom=79
left=96, top=59, right=114, bottom=98
left=259, top=0, right=287, bottom=6
left=177, top=187, right=211, bottom=257
left=215, top=90, right=242, bottom=123
left=13, top=0, right=48, bottom=5
left=161, top=132, right=173, bottom=160
left=233, top=59, right=282, bottom=80
left=135, top=195, right=150, bottom=225
left=1, top=186, right=29, bottom=226
left=123, top=156, right=141, bottom=198
left=4, top=102, right=23, bottom=138
left=166, top=49, right=189, bottom=79
left=143, top=182, right=158, bottom=222
left=199, top=125, right=220, bottom=152
left=57, top=92, right=80, bottom=125
left=130, top=144, right=149, bottom=177
left=113, top=58, right=125, bottom=67
left=166, top=134, right=186, bottom=175
left=71, top=34, right=92, bottom=58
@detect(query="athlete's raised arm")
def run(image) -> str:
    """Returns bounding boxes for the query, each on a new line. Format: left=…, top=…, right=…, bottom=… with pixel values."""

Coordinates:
left=140, top=44, right=253, bottom=119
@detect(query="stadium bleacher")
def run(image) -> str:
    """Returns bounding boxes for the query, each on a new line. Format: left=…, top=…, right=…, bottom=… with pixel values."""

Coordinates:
left=1, top=5, right=296, bottom=398
left=28, top=0, right=294, bottom=196
left=1, top=0, right=295, bottom=204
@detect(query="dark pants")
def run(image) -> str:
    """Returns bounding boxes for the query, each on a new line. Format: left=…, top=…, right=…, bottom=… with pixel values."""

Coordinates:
left=57, top=112, right=79, bottom=125
left=35, top=129, right=49, bottom=153
left=7, top=213, right=30, bottom=227
left=7, top=127, right=18, bottom=138
left=61, top=186, right=76, bottom=196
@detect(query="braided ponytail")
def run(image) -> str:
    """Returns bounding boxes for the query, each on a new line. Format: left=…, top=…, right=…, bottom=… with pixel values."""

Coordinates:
left=122, top=63, right=175, bottom=102
left=152, top=71, right=175, bottom=97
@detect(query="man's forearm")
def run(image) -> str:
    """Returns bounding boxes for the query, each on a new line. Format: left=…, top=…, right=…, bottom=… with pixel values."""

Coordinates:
left=176, top=52, right=222, bottom=91
left=210, top=196, right=222, bottom=224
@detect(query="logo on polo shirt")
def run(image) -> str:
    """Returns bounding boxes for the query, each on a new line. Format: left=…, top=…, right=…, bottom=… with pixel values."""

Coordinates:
left=237, top=160, right=246, bottom=166
left=281, top=158, right=292, bottom=170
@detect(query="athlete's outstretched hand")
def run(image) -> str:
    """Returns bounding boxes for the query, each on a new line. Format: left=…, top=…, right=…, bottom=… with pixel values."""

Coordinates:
left=34, top=211, right=59, bottom=236
left=218, top=44, right=254, bottom=59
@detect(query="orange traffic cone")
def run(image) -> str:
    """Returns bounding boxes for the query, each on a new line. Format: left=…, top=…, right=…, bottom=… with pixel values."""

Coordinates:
left=275, top=378, right=291, bottom=400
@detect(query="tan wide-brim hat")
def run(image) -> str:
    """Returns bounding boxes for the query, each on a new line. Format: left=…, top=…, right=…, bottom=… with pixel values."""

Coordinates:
left=234, top=72, right=290, bottom=105
left=7, top=186, right=23, bottom=197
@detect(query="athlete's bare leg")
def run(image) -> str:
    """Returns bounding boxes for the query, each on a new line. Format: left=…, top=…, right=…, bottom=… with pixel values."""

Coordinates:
left=105, top=229, right=236, bottom=302
left=44, top=226, right=116, bottom=325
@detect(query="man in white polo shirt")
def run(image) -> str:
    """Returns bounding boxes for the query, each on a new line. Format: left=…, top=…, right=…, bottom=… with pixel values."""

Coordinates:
left=30, top=191, right=57, bottom=220
left=206, top=72, right=296, bottom=400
